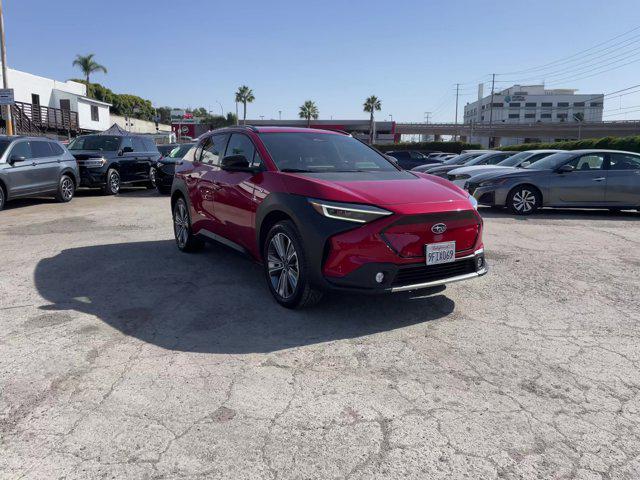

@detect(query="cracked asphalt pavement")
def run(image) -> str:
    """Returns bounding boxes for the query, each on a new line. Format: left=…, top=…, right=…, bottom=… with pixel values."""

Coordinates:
left=1, top=190, right=639, bottom=479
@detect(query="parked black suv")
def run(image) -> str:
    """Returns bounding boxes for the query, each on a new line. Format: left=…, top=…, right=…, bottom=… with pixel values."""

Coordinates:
left=385, top=150, right=444, bottom=170
left=68, top=133, right=161, bottom=194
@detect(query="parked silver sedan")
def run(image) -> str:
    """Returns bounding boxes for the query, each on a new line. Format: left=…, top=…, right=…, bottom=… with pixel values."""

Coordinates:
left=467, top=150, right=640, bottom=215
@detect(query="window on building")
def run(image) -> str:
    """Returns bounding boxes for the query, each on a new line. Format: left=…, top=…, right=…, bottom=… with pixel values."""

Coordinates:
left=491, top=102, right=504, bottom=108
left=508, top=114, right=520, bottom=119
left=541, top=102, right=553, bottom=107
left=590, top=102, right=603, bottom=107
left=509, top=102, right=521, bottom=107
left=557, top=102, right=569, bottom=107
left=525, top=102, right=537, bottom=107
left=557, top=113, right=568, bottom=120
left=91, top=105, right=99, bottom=122
left=524, top=113, right=536, bottom=119
left=541, top=113, right=552, bottom=118
left=573, top=102, right=585, bottom=107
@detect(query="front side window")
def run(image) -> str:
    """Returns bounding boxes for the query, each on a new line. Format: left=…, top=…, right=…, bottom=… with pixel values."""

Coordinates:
left=49, top=142, right=65, bottom=155
left=608, top=153, right=640, bottom=170
left=226, top=134, right=255, bottom=160
left=68, top=135, right=121, bottom=151
left=526, top=152, right=575, bottom=170
left=568, top=154, right=605, bottom=171
left=258, top=133, right=396, bottom=172
left=9, top=141, right=32, bottom=160
left=133, top=138, right=146, bottom=152
left=0, top=140, right=11, bottom=159
left=120, top=137, right=133, bottom=151
left=200, top=134, right=228, bottom=165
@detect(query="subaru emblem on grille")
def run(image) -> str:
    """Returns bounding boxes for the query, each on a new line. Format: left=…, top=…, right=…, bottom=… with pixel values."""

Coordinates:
left=431, top=223, right=447, bottom=234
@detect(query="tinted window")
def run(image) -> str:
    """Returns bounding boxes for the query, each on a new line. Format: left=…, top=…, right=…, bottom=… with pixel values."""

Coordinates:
left=225, top=134, right=255, bottom=161
left=200, top=134, right=228, bottom=165
left=497, top=151, right=535, bottom=167
left=526, top=152, right=575, bottom=170
left=49, top=142, right=65, bottom=155
left=31, top=141, right=54, bottom=158
left=258, top=133, right=396, bottom=172
left=143, top=138, right=158, bottom=152
left=68, top=135, right=121, bottom=151
left=609, top=153, right=640, bottom=170
left=9, top=141, right=32, bottom=160
left=120, top=137, right=133, bottom=151
left=389, top=151, right=409, bottom=160
left=409, top=151, right=425, bottom=159
left=0, top=140, right=10, bottom=158
left=133, top=137, right=146, bottom=152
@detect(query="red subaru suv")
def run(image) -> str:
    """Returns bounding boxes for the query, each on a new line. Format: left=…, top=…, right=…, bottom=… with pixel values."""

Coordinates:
left=171, top=126, right=487, bottom=308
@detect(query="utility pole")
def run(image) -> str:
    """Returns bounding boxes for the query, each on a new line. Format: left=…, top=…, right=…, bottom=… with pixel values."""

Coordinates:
left=0, top=0, right=13, bottom=136
left=487, top=73, right=496, bottom=148
left=454, top=83, right=460, bottom=141
left=424, top=111, right=431, bottom=123
left=278, top=110, right=282, bottom=120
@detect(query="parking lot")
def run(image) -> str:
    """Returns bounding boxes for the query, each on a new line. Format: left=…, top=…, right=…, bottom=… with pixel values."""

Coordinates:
left=1, top=191, right=639, bottom=479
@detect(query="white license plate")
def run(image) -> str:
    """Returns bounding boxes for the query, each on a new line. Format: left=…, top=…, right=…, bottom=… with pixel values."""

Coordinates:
left=425, top=241, right=456, bottom=266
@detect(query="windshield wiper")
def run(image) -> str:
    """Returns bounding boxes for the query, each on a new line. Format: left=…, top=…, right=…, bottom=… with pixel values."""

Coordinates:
left=280, top=168, right=313, bottom=173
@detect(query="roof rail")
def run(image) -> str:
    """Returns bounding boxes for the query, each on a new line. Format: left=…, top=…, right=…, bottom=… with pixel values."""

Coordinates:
left=234, top=124, right=259, bottom=132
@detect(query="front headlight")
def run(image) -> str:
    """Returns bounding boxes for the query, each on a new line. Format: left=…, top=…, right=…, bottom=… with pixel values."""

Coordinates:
left=80, top=157, right=106, bottom=168
left=468, top=194, right=478, bottom=210
left=479, top=178, right=509, bottom=188
left=308, top=199, right=393, bottom=224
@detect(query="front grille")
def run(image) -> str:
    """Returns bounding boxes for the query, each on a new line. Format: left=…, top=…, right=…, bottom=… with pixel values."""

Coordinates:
left=392, top=258, right=476, bottom=286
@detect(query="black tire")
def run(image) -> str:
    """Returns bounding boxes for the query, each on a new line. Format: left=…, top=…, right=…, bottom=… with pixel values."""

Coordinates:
left=0, top=185, right=5, bottom=211
left=263, top=220, right=323, bottom=309
left=102, top=168, right=120, bottom=195
left=147, top=167, right=157, bottom=189
left=172, top=197, right=204, bottom=252
left=507, top=185, right=541, bottom=215
left=55, top=174, right=75, bottom=203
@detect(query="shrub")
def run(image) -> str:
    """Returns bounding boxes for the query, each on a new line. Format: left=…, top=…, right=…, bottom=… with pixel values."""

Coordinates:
left=374, top=141, right=482, bottom=154
left=498, top=135, right=640, bottom=153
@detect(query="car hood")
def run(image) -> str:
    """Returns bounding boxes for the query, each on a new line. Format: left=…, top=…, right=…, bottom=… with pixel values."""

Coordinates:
left=282, top=170, right=472, bottom=211
left=449, top=165, right=516, bottom=176
left=423, top=165, right=460, bottom=175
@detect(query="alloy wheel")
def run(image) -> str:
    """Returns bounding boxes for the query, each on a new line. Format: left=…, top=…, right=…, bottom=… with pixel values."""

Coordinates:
left=150, top=168, right=157, bottom=188
left=512, top=189, right=536, bottom=213
left=267, top=233, right=299, bottom=300
left=109, top=171, right=120, bottom=193
left=174, top=200, right=189, bottom=248
left=61, top=177, right=74, bottom=201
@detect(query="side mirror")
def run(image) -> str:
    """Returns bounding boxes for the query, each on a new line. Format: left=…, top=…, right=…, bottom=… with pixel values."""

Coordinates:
left=221, top=154, right=252, bottom=172
left=8, top=155, right=26, bottom=165
left=520, top=160, right=531, bottom=168
left=557, top=164, right=575, bottom=173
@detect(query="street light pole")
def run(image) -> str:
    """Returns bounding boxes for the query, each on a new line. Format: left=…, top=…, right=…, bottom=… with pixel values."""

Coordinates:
left=278, top=110, right=282, bottom=121
left=488, top=73, right=496, bottom=148
left=454, top=83, right=460, bottom=141
left=0, top=0, right=13, bottom=136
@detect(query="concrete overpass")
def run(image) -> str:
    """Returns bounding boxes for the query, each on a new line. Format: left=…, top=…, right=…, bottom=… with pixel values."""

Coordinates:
left=396, top=121, right=640, bottom=141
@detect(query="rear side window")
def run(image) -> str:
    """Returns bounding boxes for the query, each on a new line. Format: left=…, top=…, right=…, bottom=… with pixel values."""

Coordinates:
left=49, top=142, right=65, bottom=155
left=10, top=141, right=32, bottom=159
left=133, top=137, right=146, bottom=152
left=609, top=153, right=640, bottom=170
left=31, top=141, right=54, bottom=158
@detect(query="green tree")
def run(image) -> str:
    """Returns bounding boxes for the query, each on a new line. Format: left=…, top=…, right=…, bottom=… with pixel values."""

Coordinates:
left=235, top=85, right=255, bottom=125
left=363, top=95, right=382, bottom=143
left=299, top=100, right=319, bottom=127
left=72, top=54, right=108, bottom=90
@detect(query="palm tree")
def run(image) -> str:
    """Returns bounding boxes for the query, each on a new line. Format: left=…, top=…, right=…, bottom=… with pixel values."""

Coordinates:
left=235, top=85, right=255, bottom=125
left=299, top=100, right=319, bottom=127
left=72, top=54, right=107, bottom=86
left=363, top=95, right=382, bottom=143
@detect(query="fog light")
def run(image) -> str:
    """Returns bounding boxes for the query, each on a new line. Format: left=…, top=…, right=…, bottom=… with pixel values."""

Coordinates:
left=375, top=272, right=385, bottom=283
left=476, top=256, right=484, bottom=269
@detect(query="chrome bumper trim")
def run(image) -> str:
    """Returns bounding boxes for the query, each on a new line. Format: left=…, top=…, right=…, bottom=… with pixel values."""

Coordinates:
left=390, top=265, right=488, bottom=293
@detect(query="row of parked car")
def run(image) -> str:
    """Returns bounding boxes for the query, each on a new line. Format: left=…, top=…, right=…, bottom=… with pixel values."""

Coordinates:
left=387, top=148, right=640, bottom=215
left=0, top=133, right=194, bottom=210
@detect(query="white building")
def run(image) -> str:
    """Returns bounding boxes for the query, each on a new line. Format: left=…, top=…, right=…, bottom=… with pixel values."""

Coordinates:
left=0, top=66, right=111, bottom=134
left=463, top=84, right=604, bottom=146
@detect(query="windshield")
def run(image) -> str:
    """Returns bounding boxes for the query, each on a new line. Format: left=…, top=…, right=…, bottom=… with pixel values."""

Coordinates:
left=463, top=152, right=504, bottom=166
left=497, top=151, right=534, bottom=167
left=168, top=143, right=194, bottom=158
left=258, top=133, right=397, bottom=172
left=525, top=152, right=575, bottom=170
left=68, top=135, right=121, bottom=151
left=443, top=153, right=471, bottom=165
left=0, top=140, right=11, bottom=158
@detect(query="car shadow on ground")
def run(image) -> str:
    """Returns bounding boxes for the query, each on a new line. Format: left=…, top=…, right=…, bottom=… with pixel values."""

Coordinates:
left=34, top=240, right=454, bottom=354
left=479, top=206, right=639, bottom=221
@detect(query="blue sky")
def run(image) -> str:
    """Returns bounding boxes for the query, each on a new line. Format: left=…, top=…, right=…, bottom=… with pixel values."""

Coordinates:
left=5, top=0, right=640, bottom=122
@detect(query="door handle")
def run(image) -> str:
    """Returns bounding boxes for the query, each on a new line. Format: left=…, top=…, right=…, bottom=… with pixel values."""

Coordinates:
left=593, top=177, right=605, bottom=182
left=31, top=161, right=37, bottom=166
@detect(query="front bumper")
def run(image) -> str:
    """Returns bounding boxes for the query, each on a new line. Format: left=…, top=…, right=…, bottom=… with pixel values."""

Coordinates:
left=325, top=248, right=487, bottom=293
left=78, top=166, right=108, bottom=187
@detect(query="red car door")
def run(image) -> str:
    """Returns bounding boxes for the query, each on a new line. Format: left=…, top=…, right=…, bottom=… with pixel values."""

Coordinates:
left=188, top=134, right=228, bottom=235
left=213, top=133, right=263, bottom=251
